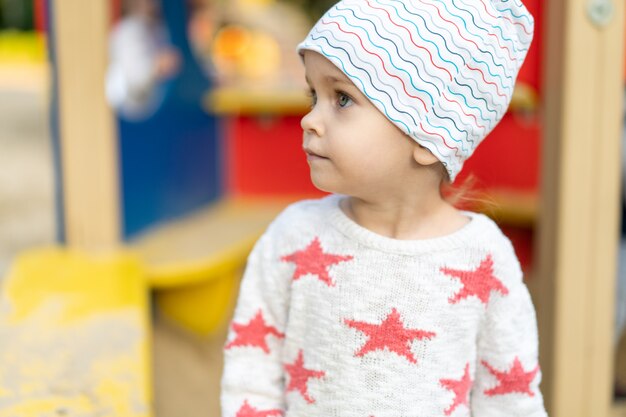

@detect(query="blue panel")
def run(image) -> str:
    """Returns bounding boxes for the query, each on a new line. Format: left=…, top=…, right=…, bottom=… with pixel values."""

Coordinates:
left=118, top=105, right=221, bottom=238
left=117, top=0, right=222, bottom=239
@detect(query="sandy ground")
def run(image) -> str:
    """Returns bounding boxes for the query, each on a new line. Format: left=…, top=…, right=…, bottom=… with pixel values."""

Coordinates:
left=153, top=314, right=226, bottom=417
left=0, top=86, right=225, bottom=416
left=0, top=89, right=55, bottom=276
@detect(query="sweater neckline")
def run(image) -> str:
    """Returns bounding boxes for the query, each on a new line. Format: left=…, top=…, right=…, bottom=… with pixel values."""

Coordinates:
left=325, top=194, right=489, bottom=254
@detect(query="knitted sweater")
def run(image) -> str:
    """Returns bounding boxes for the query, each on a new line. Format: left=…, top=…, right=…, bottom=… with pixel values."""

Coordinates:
left=221, top=194, right=548, bottom=417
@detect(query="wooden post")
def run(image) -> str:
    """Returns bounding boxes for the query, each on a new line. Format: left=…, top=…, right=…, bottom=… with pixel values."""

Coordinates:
left=51, top=0, right=121, bottom=249
left=537, top=0, right=624, bottom=415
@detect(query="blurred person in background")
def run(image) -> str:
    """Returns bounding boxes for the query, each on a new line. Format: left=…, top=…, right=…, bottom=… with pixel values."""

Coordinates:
left=106, top=0, right=181, bottom=119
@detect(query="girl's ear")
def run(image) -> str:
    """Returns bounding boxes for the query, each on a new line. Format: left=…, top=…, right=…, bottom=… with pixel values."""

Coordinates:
left=412, top=144, right=440, bottom=166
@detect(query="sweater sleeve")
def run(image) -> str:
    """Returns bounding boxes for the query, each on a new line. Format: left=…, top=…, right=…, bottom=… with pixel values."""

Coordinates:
left=471, top=261, right=548, bottom=417
left=221, top=231, right=289, bottom=417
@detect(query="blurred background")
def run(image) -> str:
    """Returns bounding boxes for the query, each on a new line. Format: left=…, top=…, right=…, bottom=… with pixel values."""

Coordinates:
left=0, top=0, right=623, bottom=416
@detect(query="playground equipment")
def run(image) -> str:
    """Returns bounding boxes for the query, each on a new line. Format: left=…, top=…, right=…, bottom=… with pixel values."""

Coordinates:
left=0, top=249, right=151, bottom=417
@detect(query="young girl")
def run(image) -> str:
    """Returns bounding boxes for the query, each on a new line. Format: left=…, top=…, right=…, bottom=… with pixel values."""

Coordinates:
left=221, top=0, right=547, bottom=416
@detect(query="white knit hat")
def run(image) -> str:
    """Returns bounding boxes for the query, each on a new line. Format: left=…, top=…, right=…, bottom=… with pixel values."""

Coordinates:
left=297, top=0, right=534, bottom=181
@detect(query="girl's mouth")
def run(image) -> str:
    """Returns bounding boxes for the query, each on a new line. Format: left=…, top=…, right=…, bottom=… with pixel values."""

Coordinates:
left=303, top=147, right=328, bottom=161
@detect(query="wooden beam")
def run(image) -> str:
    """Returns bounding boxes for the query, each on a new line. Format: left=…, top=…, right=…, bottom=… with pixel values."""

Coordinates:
left=51, top=0, right=120, bottom=249
left=613, top=402, right=626, bottom=417
left=537, top=0, right=625, bottom=415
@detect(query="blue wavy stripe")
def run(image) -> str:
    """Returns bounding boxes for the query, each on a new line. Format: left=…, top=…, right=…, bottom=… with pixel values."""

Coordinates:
left=446, top=86, right=491, bottom=124
left=450, top=0, right=517, bottom=52
left=471, top=57, right=512, bottom=91
left=500, top=0, right=534, bottom=17
left=424, top=115, right=463, bottom=158
left=413, top=49, right=447, bottom=88
left=465, top=73, right=497, bottom=109
left=472, top=56, right=512, bottom=82
left=435, top=100, right=478, bottom=147
left=461, top=73, right=505, bottom=111
left=478, top=47, right=508, bottom=75
left=432, top=108, right=470, bottom=151
left=496, top=5, right=534, bottom=26
left=331, top=7, right=440, bottom=101
left=453, top=79, right=497, bottom=115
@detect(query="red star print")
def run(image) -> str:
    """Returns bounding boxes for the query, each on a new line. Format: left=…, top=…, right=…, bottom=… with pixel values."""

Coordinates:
left=440, top=254, right=509, bottom=305
left=281, top=237, right=353, bottom=286
left=284, top=350, right=326, bottom=404
left=481, top=357, right=540, bottom=397
left=235, top=400, right=283, bottom=417
left=440, top=363, right=473, bottom=416
left=344, top=308, right=436, bottom=364
left=225, top=309, right=284, bottom=354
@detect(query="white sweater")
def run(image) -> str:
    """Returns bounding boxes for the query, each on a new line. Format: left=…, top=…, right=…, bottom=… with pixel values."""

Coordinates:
left=221, top=195, right=548, bottom=417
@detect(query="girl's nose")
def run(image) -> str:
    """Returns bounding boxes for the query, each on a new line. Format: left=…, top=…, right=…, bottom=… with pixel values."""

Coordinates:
left=300, top=107, right=324, bottom=137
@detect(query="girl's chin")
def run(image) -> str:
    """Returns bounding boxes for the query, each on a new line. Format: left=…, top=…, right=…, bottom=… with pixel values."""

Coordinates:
left=309, top=175, right=338, bottom=194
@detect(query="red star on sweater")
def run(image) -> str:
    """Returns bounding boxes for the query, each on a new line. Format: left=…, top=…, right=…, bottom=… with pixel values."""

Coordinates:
left=481, top=357, right=540, bottom=397
left=281, top=237, right=353, bottom=286
left=235, top=400, right=283, bottom=417
left=344, top=308, right=436, bottom=364
left=440, top=363, right=473, bottom=416
left=284, top=350, right=326, bottom=404
left=225, top=309, right=284, bottom=354
left=440, top=254, right=509, bottom=305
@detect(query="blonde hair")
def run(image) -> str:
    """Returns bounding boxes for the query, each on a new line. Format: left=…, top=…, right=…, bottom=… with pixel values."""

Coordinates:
left=441, top=173, right=499, bottom=215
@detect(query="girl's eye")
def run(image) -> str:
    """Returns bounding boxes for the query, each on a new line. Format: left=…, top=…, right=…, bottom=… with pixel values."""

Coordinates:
left=307, top=89, right=317, bottom=107
left=337, top=92, right=353, bottom=108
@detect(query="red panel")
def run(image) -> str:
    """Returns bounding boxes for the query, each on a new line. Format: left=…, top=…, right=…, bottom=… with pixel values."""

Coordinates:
left=457, top=113, right=541, bottom=192
left=500, top=225, right=534, bottom=272
left=225, top=115, right=324, bottom=197
left=225, top=112, right=541, bottom=197
left=34, top=0, right=46, bottom=32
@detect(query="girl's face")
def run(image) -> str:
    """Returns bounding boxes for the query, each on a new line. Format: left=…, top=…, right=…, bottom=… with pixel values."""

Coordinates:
left=301, top=51, right=421, bottom=198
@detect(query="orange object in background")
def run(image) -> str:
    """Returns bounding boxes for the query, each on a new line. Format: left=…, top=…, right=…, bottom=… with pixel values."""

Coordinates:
left=214, top=26, right=251, bottom=62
